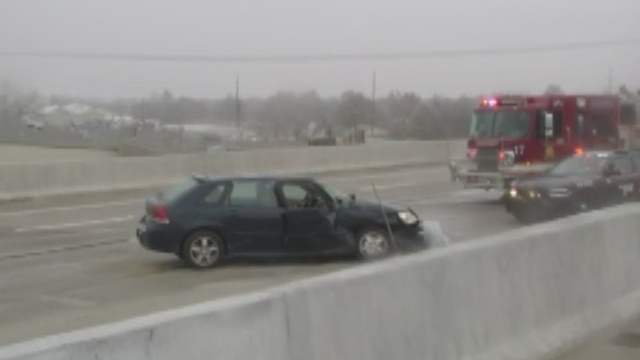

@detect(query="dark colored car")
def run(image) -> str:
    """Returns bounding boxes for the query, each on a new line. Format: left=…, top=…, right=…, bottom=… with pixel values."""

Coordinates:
left=136, top=175, right=431, bottom=268
left=504, top=150, right=640, bottom=223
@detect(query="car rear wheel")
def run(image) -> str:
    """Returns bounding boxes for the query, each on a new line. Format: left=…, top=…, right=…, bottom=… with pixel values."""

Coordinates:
left=181, top=231, right=225, bottom=269
left=356, top=227, right=392, bottom=261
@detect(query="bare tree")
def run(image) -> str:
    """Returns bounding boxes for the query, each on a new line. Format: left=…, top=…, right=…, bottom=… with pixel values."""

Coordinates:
left=544, top=84, right=564, bottom=95
left=334, top=91, right=371, bottom=132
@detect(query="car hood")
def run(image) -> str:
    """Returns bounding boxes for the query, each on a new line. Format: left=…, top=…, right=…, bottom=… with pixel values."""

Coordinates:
left=342, top=199, right=403, bottom=215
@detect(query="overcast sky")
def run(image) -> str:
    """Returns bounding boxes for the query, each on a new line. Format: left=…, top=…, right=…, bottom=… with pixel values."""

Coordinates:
left=0, top=0, right=639, bottom=99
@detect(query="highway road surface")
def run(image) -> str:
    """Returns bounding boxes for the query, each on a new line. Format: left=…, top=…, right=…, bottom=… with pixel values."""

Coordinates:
left=0, top=165, right=521, bottom=346
left=553, top=316, right=640, bottom=359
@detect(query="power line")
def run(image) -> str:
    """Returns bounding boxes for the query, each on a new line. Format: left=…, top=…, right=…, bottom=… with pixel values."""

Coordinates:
left=0, top=39, right=638, bottom=64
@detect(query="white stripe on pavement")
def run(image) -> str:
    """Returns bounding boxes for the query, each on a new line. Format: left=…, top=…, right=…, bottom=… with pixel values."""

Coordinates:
left=357, top=181, right=419, bottom=191
left=0, top=199, right=142, bottom=218
left=0, top=166, right=447, bottom=219
left=14, top=216, right=136, bottom=233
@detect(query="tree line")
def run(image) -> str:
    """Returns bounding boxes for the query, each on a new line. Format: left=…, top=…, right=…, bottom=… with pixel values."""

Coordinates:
left=5, top=81, right=628, bottom=141
left=72, top=89, right=479, bottom=140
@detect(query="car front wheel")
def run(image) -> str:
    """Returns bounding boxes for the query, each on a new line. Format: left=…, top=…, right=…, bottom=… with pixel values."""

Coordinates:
left=181, top=231, right=225, bottom=269
left=356, top=227, right=393, bottom=261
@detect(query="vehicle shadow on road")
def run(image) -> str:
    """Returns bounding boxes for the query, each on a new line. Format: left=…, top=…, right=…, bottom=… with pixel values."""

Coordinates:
left=146, top=254, right=360, bottom=272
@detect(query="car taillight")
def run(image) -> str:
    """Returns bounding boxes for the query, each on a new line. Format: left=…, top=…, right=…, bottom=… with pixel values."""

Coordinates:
left=152, top=204, right=170, bottom=224
left=575, top=147, right=584, bottom=155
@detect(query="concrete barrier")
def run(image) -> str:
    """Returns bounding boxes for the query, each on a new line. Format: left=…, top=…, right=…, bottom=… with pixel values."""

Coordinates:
left=284, top=205, right=640, bottom=360
left=0, top=140, right=466, bottom=201
left=0, top=292, right=290, bottom=360
left=2, top=204, right=640, bottom=360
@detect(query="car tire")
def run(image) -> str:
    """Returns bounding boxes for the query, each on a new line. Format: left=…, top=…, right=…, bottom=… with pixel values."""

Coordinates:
left=356, top=227, right=393, bottom=261
left=513, top=208, right=536, bottom=224
left=572, top=199, right=589, bottom=214
left=181, top=230, right=225, bottom=269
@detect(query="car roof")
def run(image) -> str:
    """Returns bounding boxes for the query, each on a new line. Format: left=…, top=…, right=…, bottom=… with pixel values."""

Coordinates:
left=190, top=173, right=315, bottom=183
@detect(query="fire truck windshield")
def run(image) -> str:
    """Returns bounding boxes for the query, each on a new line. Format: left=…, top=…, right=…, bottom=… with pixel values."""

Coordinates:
left=470, top=110, right=530, bottom=139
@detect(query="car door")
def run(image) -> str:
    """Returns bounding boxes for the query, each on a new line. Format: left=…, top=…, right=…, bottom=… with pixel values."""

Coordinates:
left=605, top=156, right=636, bottom=201
left=222, top=179, right=285, bottom=254
left=277, top=180, right=341, bottom=254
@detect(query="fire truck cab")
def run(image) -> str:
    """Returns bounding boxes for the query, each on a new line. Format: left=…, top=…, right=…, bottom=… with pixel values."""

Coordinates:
left=449, top=94, right=637, bottom=191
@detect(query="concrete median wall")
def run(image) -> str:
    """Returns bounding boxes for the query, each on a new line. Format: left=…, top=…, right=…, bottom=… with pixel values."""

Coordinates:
left=2, top=204, right=640, bottom=360
left=284, top=205, right=640, bottom=360
left=0, top=140, right=466, bottom=200
left=0, top=292, right=290, bottom=360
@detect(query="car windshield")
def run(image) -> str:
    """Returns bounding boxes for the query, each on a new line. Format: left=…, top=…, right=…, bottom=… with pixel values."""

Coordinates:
left=470, top=110, right=530, bottom=139
left=548, top=156, right=609, bottom=176
left=317, top=181, right=347, bottom=200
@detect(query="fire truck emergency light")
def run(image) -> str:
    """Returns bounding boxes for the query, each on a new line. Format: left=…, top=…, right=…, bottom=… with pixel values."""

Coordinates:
left=481, top=98, right=498, bottom=107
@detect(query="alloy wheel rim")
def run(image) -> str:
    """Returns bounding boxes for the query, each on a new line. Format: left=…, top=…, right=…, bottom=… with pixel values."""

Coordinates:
left=189, top=236, right=220, bottom=266
left=358, top=231, right=389, bottom=258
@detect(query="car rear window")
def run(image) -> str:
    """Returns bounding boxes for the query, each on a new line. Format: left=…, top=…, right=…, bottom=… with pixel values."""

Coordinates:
left=160, top=178, right=199, bottom=204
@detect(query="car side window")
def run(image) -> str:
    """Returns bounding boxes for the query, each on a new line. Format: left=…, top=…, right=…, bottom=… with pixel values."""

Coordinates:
left=201, top=183, right=228, bottom=205
left=281, top=182, right=330, bottom=210
left=227, top=180, right=278, bottom=207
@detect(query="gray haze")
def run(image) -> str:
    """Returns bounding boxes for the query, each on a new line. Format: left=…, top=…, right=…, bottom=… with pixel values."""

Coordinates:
left=1, top=0, right=639, bottom=99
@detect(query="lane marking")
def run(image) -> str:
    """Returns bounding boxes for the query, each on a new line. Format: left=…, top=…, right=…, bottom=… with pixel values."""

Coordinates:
left=0, top=166, right=447, bottom=220
left=0, top=168, right=442, bottom=218
left=14, top=216, right=136, bottom=233
left=357, top=181, right=418, bottom=191
left=327, top=168, right=444, bottom=184
left=14, top=229, right=116, bottom=242
left=0, top=199, right=142, bottom=218
left=0, top=238, right=129, bottom=261
left=37, top=295, right=95, bottom=308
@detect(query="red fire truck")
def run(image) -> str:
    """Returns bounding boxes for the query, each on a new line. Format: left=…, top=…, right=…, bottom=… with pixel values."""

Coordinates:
left=449, top=94, right=638, bottom=190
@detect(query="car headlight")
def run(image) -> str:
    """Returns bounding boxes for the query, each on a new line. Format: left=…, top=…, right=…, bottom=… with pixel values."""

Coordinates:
left=528, top=189, right=542, bottom=198
left=508, top=187, right=518, bottom=198
left=398, top=211, right=418, bottom=225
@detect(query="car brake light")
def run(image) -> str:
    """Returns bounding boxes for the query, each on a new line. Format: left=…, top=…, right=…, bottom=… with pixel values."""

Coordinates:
left=467, top=148, right=477, bottom=160
left=152, top=204, right=170, bottom=224
left=575, top=147, right=584, bottom=155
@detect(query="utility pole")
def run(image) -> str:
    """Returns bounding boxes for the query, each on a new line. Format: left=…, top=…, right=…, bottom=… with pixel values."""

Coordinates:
left=134, top=98, right=145, bottom=137
left=371, top=71, right=376, bottom=136
left=608, top=68, right=613, bottom=94
left=235, top=75, right=241, bottom=130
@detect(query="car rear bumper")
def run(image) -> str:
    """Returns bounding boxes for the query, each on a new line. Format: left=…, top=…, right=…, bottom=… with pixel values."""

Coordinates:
left=136, top=218, right=182, bottom=254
